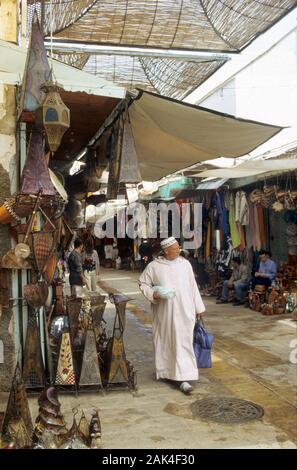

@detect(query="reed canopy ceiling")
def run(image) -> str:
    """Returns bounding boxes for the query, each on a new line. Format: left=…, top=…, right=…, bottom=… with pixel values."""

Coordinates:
left=27, top=0, right=297, bottom=99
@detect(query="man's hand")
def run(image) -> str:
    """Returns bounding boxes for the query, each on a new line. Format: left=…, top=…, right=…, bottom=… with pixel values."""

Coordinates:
left=196, top=312, right=203, bottom=321
left=153, top=291, right=159, bottom=300
left=255, top=272, right=265, bottom=278
left=227, top=281, right=233, bottom=288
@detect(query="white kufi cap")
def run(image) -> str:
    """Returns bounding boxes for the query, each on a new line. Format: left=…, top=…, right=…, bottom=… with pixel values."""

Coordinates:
left=160, top=237, right=177, bottom=249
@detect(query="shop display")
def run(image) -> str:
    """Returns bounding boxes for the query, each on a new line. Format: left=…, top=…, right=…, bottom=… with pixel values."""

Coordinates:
left=89, top=410, right=102, bottom=449
left=79, top=329, right=102, bottom=388
left=106, top=294, right=136, bottom=389
left=55, top=331, right=76, bottom=387
left=33, top=387, right=69, bottom=448
left=22, top=311, right=46, bottom=388
left=1, top=364, right=33, bottom=440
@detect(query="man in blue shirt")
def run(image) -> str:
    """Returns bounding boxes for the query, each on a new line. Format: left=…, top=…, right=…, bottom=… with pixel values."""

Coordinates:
left=251, top=250, right=277, bottom=289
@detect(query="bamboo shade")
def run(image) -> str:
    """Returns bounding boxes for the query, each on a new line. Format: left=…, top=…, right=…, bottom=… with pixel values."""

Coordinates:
left=28, top=1, right=297, bottom=51
left=27, top=1, right=297, bottom=98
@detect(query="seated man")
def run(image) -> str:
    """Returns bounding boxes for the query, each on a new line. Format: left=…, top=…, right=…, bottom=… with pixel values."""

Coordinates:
left=217, top=257, right=250, bottom=306
left=251, top=250, right=277, bottom=289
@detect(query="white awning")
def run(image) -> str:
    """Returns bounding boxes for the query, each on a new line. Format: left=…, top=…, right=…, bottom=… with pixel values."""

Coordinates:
left=0, top=40, right=125, bottom=98
left=197, top=158, right=297, bottom=179
left=128, top=91, right=283, bottom=181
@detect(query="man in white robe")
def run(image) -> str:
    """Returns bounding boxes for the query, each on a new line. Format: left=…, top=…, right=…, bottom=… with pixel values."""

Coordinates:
left=138, top=237, right=205, bottom=394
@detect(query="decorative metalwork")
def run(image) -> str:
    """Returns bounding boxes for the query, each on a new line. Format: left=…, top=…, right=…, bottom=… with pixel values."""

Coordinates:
left=32, top=230, right=56, bottom=274
left=7, top=417, right=32, bottom=449
left=1, top=364, right=33, bottom=439
left=23, top=281, right=49, bottom=309
left=90, top=296, right=107, bottom=349
left=67, top=296, right=83, bottom=345
left=59, top=408, right=88, bottom=449
left=191, top=397, right=264, bottom=423
left=106, top=294, right=131, bottom=385
left=22, top=11, right=52, bottom=113
left=79, top=329, right=102, bottom=388
left=33, top=387, right=68, bottom=448
left=55, top=331, right=76, bottom=386
left=119, top=112, right=141, bottom=184
left=78, top=411, right=90, bottom=446
left=37, top=82, right=70, bottom=154
left=89, top=409, right=101, bottom=449
left=23, top=312, right=46, bottom=389
left=20, top=131, right=56, bottom=196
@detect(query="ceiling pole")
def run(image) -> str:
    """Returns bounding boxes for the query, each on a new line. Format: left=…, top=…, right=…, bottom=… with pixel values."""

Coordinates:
left=44, top=41, right=231, bottom=62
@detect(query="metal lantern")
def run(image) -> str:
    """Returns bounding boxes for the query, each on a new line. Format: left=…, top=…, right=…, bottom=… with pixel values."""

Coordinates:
left=39, top=81, right=70, bottom=153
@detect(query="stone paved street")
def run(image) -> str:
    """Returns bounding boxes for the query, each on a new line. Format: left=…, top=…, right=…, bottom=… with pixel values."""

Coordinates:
left=1, top=268, right=295, bottom=449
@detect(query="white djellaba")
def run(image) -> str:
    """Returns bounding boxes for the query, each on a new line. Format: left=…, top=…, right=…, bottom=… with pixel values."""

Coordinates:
left=139, top=243, right=205, bottom=382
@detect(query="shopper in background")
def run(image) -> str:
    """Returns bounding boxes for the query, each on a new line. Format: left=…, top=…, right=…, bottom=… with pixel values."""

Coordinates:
left=217, top=257, right=250, bottom=306
left=68, top=238, right=87, bottom=297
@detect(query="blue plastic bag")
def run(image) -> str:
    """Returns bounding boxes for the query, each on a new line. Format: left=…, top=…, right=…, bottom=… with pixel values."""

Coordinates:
left=193, top=320, right=214, bottom=368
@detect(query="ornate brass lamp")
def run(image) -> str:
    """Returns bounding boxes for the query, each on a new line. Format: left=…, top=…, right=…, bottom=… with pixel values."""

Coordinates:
left=38, top=82, right=70, bottom=154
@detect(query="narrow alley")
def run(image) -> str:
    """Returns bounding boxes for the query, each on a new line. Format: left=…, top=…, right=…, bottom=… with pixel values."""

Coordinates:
left=13, top=267, right=295, bottom=450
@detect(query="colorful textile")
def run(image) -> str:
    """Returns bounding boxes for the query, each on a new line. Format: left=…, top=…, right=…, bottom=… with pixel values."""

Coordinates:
left=254, top=205, right=261, bottom=251
left=228, top=194, right=240, bottom=248
left=235, top=191, right=249, bottom=226
left=257, top=206, right=266, bottom=249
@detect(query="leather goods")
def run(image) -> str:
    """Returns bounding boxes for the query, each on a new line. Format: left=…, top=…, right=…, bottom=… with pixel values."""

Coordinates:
left=32, top=230, right=56, bottom=273
left=24, top=281, right=49, bottom=309
left=14, top=191, right=42, bottom=260
left=43, top=251, right=58, bottom=284
left=1, top=250, right=33, bottom=270
left=0, top=198, right=20, bottom=224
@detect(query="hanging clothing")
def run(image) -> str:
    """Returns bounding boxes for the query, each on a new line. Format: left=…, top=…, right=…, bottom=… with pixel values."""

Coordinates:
left=254, top=205, right=261, bottom=251
left=257, top=206, right=266, bottom=249
left=228, top=194, right=240, bottom=248
left=138, top=256, right=205, bottom=381
left=239, top=225, right=246, bottom=251
left=214, top=191, right=223, bottom=230
left=193, top=202, right=203, bottom=249
left=206, top=220, right=211, bottom=259
left=235, top=191, right=249, bottom=226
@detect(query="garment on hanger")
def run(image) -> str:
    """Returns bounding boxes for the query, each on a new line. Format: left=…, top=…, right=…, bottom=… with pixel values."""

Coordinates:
left=228, top=194, right=240, bottom=248
left=257, top=205, right=266, bottom=249
left=253, top=205, right=261, bottom=251
left=235, top=191, right=249, bottom=226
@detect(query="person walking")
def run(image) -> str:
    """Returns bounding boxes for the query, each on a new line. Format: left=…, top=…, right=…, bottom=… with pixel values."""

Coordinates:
left=139, top=238, right=153, bottom=272
left=83, top=240, right=100, bottom=292
left=68, top=238, right=87, bottom=297
left=138, top=237, right=205, bottom=395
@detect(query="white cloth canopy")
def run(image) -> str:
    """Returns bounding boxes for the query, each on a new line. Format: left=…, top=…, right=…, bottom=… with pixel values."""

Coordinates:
left=197, top=158, right=297, bottom=179
left=0, top=39, right=125, bottom=98
left=128, top=91, right=283, bottom=181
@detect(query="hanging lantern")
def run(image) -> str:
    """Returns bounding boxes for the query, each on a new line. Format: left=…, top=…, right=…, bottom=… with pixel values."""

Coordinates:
left=37, top=81, right=70, bottom=154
